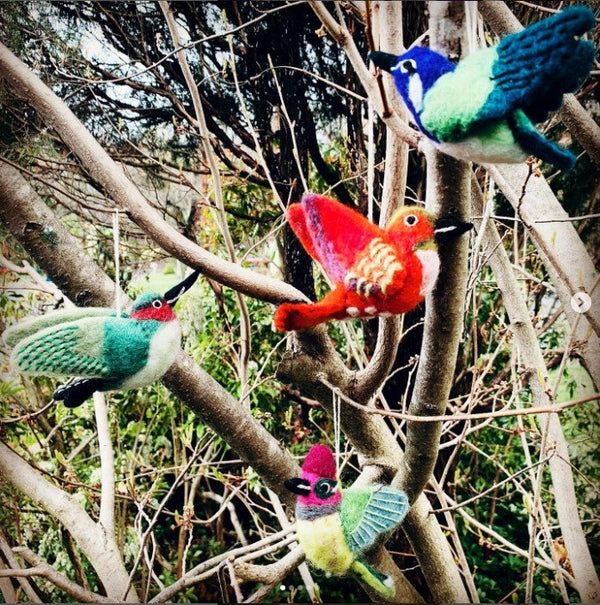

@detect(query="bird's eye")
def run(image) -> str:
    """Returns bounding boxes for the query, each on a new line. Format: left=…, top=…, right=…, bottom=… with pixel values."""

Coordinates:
left=315, top=479, right=338, bottom=499
left=404, top=214, right=419, bottom=226
left=400, top=59, right=417, bottom=74
left=152, top=299, right=162, bottom=309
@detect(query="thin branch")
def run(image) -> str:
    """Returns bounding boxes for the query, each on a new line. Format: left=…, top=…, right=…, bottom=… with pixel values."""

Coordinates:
left=0, top=42, right=305, bottom=305
left=92, top=392, right=116, bottom=541
left=9, top=547, right=113, bottom=604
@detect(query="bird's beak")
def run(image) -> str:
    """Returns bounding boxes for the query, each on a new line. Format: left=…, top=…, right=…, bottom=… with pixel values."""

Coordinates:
left=368, top=51, right=400, bottom=72
left=434, top=218, right=473, bottom=242
left=284, top=477, right=311, bottom=496
left=164, top=269, right=200, bottom=307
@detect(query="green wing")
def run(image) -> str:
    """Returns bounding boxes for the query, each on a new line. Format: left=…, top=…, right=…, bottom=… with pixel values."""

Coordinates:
left=10, top=317, right=113, bottom=378
left=340, top=485, right=409, bottom=554
left=3, top=307, right=123, bottom=348
left=420, top=46, right=497, bottom=143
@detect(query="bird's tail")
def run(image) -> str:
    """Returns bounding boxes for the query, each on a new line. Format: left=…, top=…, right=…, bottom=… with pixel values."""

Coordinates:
left=274, top=288, right=349, bottom=331
left=350, top=558, right=395, bottom=598
left=53, top=377, right=104, bottom=408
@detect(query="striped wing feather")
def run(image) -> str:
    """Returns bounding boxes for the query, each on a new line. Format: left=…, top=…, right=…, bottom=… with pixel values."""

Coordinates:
left=3, top=307, right=122, bottom=348
left=10, top=317, right=111, bottom=378
left=341, top=485, right=409, bottom=554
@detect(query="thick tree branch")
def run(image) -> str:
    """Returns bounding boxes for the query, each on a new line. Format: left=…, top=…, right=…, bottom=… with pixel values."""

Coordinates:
left=488, top=164, right=600, bottom=337
left=8, top=547, right=113, bottom=604
left=0, top=41, right=304, bottom=306
left=393, top=2, right=471, bottom=506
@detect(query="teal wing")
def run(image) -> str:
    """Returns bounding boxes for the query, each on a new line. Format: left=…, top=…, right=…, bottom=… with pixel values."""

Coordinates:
left=10, top=317, right=113, bottom=378
left=340, top=485, right=409, bottom=554
left=476, top=6, right=595, bottom=125
left=3, top=307, right=123, bottom=348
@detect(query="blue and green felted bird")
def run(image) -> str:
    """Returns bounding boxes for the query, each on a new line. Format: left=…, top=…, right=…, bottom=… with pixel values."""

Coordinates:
left=284, top=444, right=409, bottom=597
left=3, top=269, right=199, bottom=407
left=369, top=6, right=596, bottom=170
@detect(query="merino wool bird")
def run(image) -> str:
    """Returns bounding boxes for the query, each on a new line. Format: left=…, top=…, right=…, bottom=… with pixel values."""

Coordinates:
left=3, top=270, right=199, bottom=407
left=274, top=193, right=472, bottom=331
left=285, top=444, right=409, bottom=597
left=369, top=6, right=596, bottom=170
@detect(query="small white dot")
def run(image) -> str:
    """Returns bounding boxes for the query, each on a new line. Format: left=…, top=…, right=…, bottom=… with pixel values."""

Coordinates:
left=365, top=306, right=378, bottom=315
left=346, top=306, right=360, bottom=317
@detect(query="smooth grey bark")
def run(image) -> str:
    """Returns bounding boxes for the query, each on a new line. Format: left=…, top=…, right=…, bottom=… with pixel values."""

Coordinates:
left=0, top=443, right=138, bottom=602
left=0, top=160, right=300, bottom=506
left=393, top=1, right=471, bottom=504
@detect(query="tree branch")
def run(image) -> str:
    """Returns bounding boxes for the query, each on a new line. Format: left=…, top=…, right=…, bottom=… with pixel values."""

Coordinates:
left=487, top=163, right=600, bottom=337
left=0, top=160, right=300, bottom=511
left=0, top=41, right=304, bottom=306
left=0, top=443, right=138, bottom=601
left=471, top=176, right=600, bottom=603
left=9, top=546, right=113, bottom=603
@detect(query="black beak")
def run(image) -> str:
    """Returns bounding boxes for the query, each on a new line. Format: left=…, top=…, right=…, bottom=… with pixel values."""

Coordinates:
left=284, top=477, right=311, bottom=496
left=434, top=219, right=473, bottom=242
left=368, top=51, right=400, bottom=72
left=164, top=269, right=200, bottom=307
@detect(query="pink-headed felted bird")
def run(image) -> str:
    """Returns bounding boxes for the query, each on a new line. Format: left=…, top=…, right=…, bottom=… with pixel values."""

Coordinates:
left=274, top=193, right=472, bottom=331
left=284, top=444, right=409, bottom=597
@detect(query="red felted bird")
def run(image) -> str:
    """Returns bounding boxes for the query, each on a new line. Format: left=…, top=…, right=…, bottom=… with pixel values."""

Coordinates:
left=274, top=193, right=472, bottom=331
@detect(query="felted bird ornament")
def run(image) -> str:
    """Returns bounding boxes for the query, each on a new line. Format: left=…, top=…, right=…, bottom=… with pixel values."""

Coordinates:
left=284, top=444, right=409, bottom=597
left=369, top=5, right=596, bottom=170
left=3, top=269, right=200, bottom=407
left=274, top=193, right=472, bottom=331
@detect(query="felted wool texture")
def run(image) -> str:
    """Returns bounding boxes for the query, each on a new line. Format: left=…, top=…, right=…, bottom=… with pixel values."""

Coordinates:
left=483, top=5, right=595, bottom=125
left=379, top=5, right=594, bottom=170
left=3, top=307, right=120, bottom=349
left=11, top=317, right=112, bottom=378
left=116, top=320, right=181, bottom=390
left=296, top=514, right=355, bottom=575
left=350, top=558, right=395, bottom=598
left=302, top=443, right=337, bottom=478
left=275, top=195, right=441, bottom=330
left=420, top=46, right=497, bottom=143
left=54, top=377, right=105, bottom=408
left=389, top=46, right=455, bottom=139
left=436, top=120, right=528, bottom=165
left=508, top=110, right=576, bottom=171
left=10, top=314, right=180, bottom=391
left=341, top=485, right=410, bottom=554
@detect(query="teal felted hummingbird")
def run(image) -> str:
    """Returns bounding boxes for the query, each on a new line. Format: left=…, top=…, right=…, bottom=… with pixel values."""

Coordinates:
left=369, top=6, right=596, bottom=170
left=3, top=269, right=199, bottom=407
left=284, top=444, right=409, bottom=597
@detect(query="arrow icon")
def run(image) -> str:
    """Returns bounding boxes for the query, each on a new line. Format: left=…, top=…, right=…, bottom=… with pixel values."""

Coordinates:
left=570, top=291, right=592, bottom=314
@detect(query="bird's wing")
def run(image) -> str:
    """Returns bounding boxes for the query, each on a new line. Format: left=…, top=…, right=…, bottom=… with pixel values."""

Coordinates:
left=476, top=6, right=595, bottom=125
left=340, top=485, right=409, bottom=554
left=289, top=194, right=382, bottom=284
left=344, top=237, right=407, bottom=297
left=10, top=316, right=113, bottom=378
left=3, top=307, right=123, bottom=348
left=421, top=6, right=595, bottom=141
